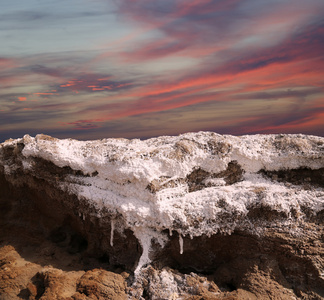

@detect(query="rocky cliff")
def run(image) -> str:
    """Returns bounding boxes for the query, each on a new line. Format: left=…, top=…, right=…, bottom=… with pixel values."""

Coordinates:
left=0, top=132, right=323, bottom=299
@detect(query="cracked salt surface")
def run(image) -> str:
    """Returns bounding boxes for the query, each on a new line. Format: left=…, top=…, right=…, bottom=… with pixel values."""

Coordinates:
left=1, top=131, right=324, bottom=272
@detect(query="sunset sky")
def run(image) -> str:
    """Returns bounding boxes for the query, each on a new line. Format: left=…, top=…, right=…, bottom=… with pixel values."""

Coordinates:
left=1, top=0, right=324, bottom=142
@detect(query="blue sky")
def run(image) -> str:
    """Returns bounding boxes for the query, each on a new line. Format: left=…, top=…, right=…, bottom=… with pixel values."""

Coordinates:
left=1, top=0, right=324, bottom=141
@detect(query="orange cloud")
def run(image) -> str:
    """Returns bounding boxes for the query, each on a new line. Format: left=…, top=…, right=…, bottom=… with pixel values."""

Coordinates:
left=34, top=92, right=54, bottom=95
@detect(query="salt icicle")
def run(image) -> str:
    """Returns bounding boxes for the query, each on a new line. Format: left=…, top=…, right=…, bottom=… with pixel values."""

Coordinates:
left=133, top=228, right=152, bottom=276
left=110, top=219, right=115, bottom=247
left=169, top=228, right=173, bottom=236
left=179, top=233, right=183, bottom=255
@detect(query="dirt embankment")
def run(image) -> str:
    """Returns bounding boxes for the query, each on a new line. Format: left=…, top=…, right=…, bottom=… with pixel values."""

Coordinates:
left=1, top=133, right=324, bottom=299
left=1, top=172, right=324, bottom=299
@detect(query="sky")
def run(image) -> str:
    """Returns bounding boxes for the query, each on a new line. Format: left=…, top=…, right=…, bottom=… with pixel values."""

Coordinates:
left=1, top=0, right=324, bottom=142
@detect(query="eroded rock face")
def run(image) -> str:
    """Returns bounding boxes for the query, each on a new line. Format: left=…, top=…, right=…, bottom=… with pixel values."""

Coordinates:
left=0, top=132, right=324, bottom=299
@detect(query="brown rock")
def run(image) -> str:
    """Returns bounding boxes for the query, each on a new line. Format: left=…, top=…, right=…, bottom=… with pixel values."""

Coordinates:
left=77, top=269, right=127, bottom=300
left=27, top=282, right=38, bottom=298
left=0, top=245, right=42, bottom=300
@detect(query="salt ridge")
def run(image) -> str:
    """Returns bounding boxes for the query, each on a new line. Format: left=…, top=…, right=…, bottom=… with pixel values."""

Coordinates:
left=1, top=132, right=324, bottom=272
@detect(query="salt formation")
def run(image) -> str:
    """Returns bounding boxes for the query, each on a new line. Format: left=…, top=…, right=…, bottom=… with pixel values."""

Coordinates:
left=110, top=219, right=115, bottom=247
left=178, top=233, right=184, bottom=255
left=0, top=132, right=324, bottom=298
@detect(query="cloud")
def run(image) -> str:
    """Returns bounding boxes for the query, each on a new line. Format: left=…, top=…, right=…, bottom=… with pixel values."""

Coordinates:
left=115, top=0, right=324, bottom=64
left=0, top=57, right=16, bottom=69
left=1, top=0, right=324, bottom=140
left=232, top=88, right=323, bottom=101
left=53, top=73, right=134, bottom=95
left=115, top=0, right=242, bottom=62
left=0, top=93, right=29, bottom=102
left=219, top=105, right=324, bottom=136
left=29, top=64, right=69, bottom=78
left=0, top=8, right=111, bottom=30
left=63, top=119, right=103, bottom=130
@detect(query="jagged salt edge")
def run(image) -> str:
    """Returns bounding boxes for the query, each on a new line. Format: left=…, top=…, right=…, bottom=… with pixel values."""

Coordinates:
left=20, top=133, right=324, bottom=178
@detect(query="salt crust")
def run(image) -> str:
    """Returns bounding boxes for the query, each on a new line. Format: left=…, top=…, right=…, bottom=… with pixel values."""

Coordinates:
left=1, top=132, right=324, bottom=272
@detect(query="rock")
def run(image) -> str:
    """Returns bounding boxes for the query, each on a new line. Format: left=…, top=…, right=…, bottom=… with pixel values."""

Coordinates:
left=36, top=268, right=85, bottom=299
left=0, top=245, right=42, bottom=300
left=130, top=266, right=221, bottom=299
left=0, top=245, right=128, bottom=300
left=27, top=282, right=38, bottom=298
left=76, top=269, right=127, bottom=299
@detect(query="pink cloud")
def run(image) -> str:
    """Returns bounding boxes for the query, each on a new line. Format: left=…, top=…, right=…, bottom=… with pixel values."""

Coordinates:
left=62, top=119, right=104, bottom=130
left=34, top=92, right=55, bottom=96
left=0, top=58, right=17, bottom=70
